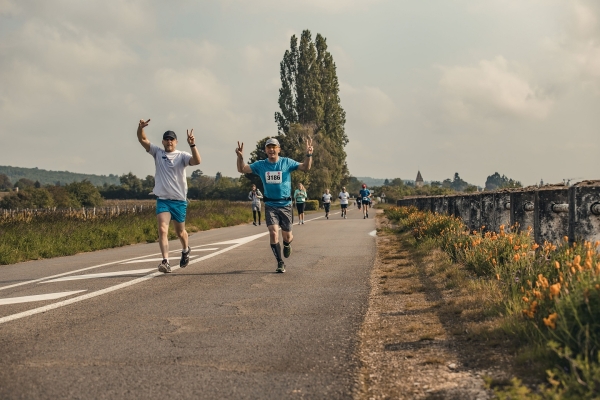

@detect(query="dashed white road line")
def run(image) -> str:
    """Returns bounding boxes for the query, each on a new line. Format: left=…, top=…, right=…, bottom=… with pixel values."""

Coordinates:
left=0, top=291, right=87, bottom=306
left=0, top=232, right=269, bottom=325
left=41, top=269, right=156, bottom=283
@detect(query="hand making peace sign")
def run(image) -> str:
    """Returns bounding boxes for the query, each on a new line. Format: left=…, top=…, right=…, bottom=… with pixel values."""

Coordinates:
left=187, top=129, right=195, bottom=146
left=235, top=141, right=244, bottom=158
left=139, top=119, right=151, bottom=129
left=306, top=137, right=313, bottom=155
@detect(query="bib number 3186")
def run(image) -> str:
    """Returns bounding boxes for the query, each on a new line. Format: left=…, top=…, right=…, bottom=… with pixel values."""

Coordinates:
left=265, top=171, right=282, bottom=184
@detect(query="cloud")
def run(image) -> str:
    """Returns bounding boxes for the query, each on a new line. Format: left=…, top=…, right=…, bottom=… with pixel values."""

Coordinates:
left=221, top=0, right=385, bottom=14
left=341, top=83, right=396, bottom=127
left=438, top=56, right=553, bottom=121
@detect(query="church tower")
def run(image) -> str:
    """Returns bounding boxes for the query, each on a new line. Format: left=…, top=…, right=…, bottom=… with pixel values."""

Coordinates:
left=415, top=171, right=424, bottom=188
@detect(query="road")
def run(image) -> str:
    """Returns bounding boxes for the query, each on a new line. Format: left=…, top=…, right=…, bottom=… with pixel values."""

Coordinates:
left=0, top=207, right=376, bottom=399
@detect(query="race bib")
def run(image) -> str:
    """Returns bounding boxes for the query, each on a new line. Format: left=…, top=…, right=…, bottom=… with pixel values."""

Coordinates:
left=363, top=197, right=370, bottom=201
left=265, top=171, right=282, bottom=184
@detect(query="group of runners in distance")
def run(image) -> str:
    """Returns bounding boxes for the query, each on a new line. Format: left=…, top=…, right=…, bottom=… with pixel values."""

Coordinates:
left=137, top=119, right=372, bottom=274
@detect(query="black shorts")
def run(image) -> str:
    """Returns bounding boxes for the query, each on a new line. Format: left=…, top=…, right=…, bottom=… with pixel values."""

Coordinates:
left=340, top=204, right=348, bottom=209
left=362, top=199, right=370, bottom=205
left=265, top=204, right=293, bottom=231
left=324, top=203, right=331, bottom=212
left=296, top=202, right=305, bottom=214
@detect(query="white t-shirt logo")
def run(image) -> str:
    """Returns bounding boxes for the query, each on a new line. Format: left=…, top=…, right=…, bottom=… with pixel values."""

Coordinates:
left=265, top=171, right=282, bottom=184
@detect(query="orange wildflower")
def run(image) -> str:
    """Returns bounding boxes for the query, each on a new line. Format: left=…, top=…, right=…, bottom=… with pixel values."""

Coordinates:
left=549, top=283, right=561, bottom=299
left=543, top=313, right=558, bottom=330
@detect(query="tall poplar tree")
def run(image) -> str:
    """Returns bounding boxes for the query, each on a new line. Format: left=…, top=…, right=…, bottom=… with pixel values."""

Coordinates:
left=269, top=29, right=348, bottom=199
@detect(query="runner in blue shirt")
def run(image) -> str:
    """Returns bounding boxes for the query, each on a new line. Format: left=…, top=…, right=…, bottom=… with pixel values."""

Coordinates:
left=359, top=184, right=372, bottom=219
left=236, top=137, right=313, bottom=273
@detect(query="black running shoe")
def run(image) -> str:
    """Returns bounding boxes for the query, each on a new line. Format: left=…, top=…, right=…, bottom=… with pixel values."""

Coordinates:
left=180, top=247, right=191, bottom=268
left=253, top=221, right=257, bottom=226
left=283, top=243, right=292, bottom=258
left=158, top=259, right=171, bottom=273
left=276, top=261, right=286, bottom=273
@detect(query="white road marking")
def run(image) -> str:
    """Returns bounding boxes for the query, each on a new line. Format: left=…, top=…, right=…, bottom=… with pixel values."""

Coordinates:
left=0, top=291, right=86, bottom=306
left=123, top=256, right=199, bottom=264
left=41, top=269, right=156, bottom=283
left=369, top=230, right=377, bottom=237
left=0, top=232, right=269, bottom=325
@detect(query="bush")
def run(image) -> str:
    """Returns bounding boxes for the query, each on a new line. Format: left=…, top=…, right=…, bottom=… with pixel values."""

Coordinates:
left=304, top=200, right=319, bottom=211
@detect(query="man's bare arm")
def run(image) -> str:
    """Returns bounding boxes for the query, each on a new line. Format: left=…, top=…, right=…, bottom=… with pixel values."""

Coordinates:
left=235, top=141, right=252, bottom=174
left=186, top=129, right=201, bottom=166
left=137, top=119, right=151, bottom=152
left=297, top=137, right=314, bottom=172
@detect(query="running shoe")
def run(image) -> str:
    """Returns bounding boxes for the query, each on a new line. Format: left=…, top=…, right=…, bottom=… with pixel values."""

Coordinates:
left=253, top=221, right=257, bottom=226
left=283, top=243, right=292, bottom=258
left=276, top=261, right=286, bottom=273
left=158, top=259, right=171, bottom=273
left=180, top=247, right=191, bottom=268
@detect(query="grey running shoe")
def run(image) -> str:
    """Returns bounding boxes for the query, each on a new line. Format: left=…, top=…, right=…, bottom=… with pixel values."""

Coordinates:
left=158, top=259, right=171, bottom=273
left=276, top=261, right=286, bottom=273
left=180, top=247, right=191, bottom=268
left=283, top=243, right=292, bottom=258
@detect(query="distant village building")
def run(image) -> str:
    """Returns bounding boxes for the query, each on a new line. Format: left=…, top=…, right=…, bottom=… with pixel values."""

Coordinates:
left=415, top=171, right=424, bottom=188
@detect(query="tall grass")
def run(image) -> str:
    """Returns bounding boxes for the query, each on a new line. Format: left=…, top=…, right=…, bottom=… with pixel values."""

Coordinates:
left=385, top=206, right=600, bottom=399
left=0, top=200, right=253, bottom=265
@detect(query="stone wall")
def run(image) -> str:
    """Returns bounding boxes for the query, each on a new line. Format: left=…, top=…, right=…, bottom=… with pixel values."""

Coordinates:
left=396, top=181, right=600, bottom=244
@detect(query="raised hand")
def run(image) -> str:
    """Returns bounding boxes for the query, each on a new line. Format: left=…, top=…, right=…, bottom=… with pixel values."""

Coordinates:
left=235, top=141, right=244, bottom=157
left=306, top=137, right=314, bottom=155
left=139, top=119, right=150, bottom=128
left=187, top=129, right=195, bottom=145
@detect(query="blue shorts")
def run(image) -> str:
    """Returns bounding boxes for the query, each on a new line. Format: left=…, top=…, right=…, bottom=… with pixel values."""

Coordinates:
left=156, top=199, right=187, bottom=223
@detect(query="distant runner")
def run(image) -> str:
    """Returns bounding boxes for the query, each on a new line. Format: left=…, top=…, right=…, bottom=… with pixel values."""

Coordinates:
left=137, top=119, right=201, bottom=273
left=322, top=189, right=332, bottom=219
left=236, top=137, right=313, bottom=273
left=293, top=183, right=308, bottom=225
left=248, top=184, right=263, bottom=226
left=338, top=187, right=350, bottom=219
left=360, top=184, right=372, bottom=219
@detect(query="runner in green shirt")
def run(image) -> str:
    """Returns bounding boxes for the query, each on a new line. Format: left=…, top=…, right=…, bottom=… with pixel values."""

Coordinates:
left=293, top=183, right=308, bottom=225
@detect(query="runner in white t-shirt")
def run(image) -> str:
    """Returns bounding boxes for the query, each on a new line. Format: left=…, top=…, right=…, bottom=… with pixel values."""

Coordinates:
left=137, top=119, right=201, bottom=273
left=322, top=189, right=333, bottom=219
left=338, top=187, right=350, bottom=219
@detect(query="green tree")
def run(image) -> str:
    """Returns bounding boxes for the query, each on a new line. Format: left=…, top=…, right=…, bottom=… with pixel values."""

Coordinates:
left=272, top=29, right=348, bottom=199
left=65, top=180, right=103, bottom=207
left=485, top=172, right=522, bottom=190
left=14, top=178, right=35, bottom=189
left=0, top=174, right=11, bottom=190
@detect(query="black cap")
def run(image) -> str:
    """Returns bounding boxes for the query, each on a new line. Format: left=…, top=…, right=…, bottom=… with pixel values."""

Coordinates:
left=163, top=131, right=177, bottom=140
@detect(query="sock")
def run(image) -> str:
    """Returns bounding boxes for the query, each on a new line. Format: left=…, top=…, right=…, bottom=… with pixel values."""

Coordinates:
left=270, top=243, right=282, bottom=262
left=253, top=210, right=257, bottom=222
left=283, top=240, right=292, bottom=247
left=182, top=247, right=190, bottom=254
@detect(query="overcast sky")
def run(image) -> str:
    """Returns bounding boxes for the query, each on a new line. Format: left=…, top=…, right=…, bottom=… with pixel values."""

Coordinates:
left=1, top=0, right=599, bottom=186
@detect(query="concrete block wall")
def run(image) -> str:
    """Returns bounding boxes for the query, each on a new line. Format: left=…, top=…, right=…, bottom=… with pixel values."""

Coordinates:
left=396, top=181, right=600, bottom=245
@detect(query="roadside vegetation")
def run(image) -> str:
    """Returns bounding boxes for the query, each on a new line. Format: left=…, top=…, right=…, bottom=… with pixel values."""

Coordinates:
left=0, top=201, right=252, bottom=265
left=384, top=206, right=600, bottom=399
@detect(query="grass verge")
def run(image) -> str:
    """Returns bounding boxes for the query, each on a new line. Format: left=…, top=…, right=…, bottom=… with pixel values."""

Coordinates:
left=384, top=206, right=600, bottom=399
left=0, top=200, right=253, bottom=265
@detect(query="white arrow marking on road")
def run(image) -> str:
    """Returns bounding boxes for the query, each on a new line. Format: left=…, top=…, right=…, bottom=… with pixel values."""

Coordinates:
left=369, top=230, right=377, bottom=237
left=41, top=269, right=156, bottom=283
left=0, top=291, right=86, bottom=306
left=0, top=231, right=269, bottom=325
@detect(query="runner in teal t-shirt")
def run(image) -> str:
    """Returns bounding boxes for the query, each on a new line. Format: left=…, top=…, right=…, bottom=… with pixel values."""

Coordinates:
left=236, top=137, right=313, bottom=273
left=293, top=183, right=308, bottom=225
left=359, top=184, right=372, bottom=219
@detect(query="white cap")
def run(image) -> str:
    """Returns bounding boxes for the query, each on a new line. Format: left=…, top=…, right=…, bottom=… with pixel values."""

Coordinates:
left=265, top=138, right=280, bottom=147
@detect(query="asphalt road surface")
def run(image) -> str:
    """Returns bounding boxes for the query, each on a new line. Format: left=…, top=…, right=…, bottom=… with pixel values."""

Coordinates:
left=0, top=206, right=376, bottom=399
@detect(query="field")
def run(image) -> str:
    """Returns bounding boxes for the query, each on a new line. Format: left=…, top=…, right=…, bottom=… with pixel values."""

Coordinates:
left=0, top=200, right=253, bottom=265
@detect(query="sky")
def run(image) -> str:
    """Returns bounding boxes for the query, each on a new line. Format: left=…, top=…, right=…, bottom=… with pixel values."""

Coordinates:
left=1, top=0, right=599, bottom=187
